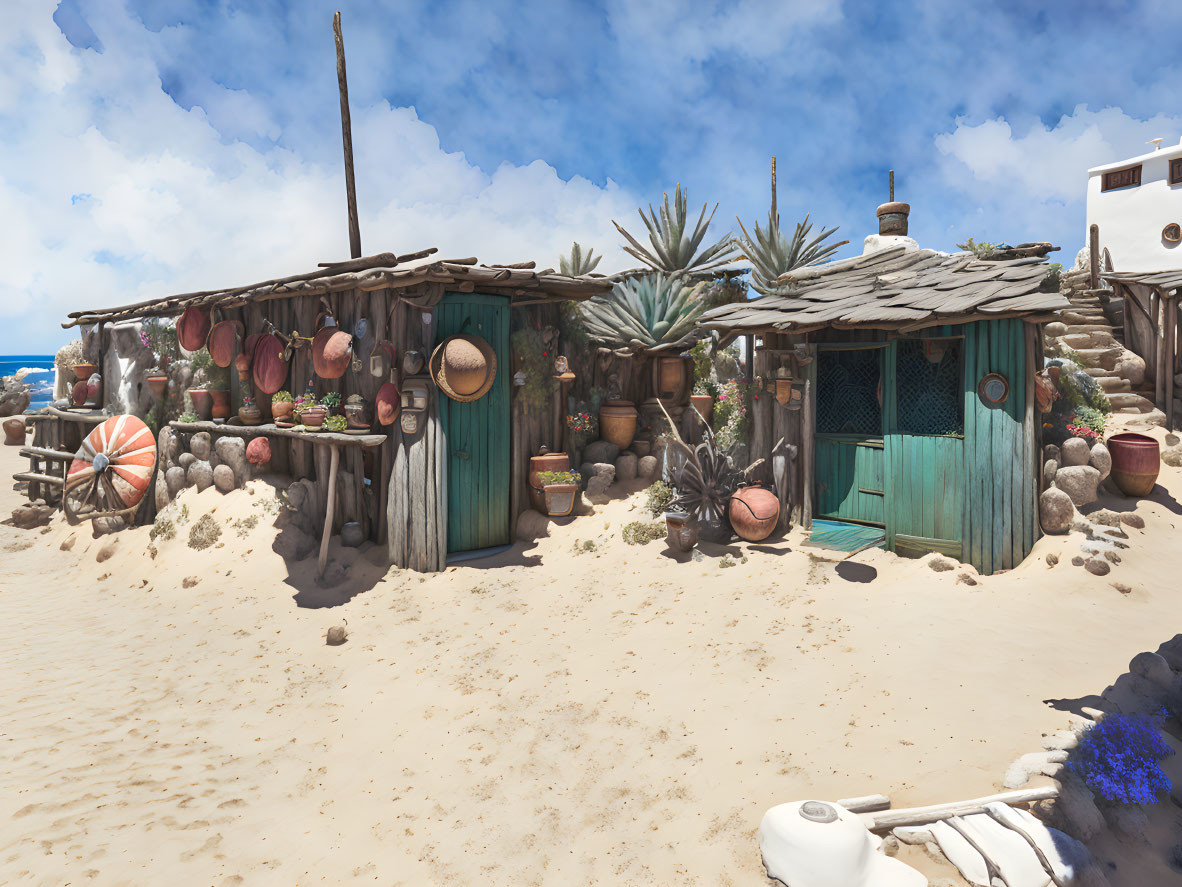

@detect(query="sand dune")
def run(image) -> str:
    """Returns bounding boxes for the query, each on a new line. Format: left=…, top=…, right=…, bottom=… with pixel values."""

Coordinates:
left=2, top=426, right=1180, bottom=885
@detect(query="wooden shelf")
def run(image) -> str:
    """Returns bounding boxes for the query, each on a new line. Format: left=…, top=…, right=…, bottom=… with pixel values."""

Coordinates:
left=168, top=421, right=386, bottom=448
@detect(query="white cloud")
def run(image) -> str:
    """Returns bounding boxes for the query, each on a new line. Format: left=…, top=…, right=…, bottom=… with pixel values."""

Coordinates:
left=0, top=3, right=636, bottom=353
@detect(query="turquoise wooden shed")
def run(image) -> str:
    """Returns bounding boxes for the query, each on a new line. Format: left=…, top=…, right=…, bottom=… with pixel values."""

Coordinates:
left=700, top=243, right=1069, bottom=574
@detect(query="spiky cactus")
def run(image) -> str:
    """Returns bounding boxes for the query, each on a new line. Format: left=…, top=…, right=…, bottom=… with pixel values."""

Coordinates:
left=558, top=242, right=602, bottom=277
left=579, top=273, right=707, bottom=351
left=735, top=159, right=846, bottom=295
left=613, top=184, right=736, bottom=279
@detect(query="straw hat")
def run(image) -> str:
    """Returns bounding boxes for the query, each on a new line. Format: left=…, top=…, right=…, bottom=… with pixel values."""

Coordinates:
left=430, top=334, right=497, bottom=402
left=759, top=801, right=926, bottom=887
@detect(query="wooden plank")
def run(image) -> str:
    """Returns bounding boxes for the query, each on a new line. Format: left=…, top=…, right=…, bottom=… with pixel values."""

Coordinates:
left=13, top=472, right=64, bottom=486
left=317, top=444, right=340, bottom=577
left=894, top=533, right=963, bottom=559
left=1167, top=297, right=1177, bottom=431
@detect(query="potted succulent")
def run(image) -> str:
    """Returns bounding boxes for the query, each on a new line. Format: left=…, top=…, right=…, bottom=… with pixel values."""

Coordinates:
left=322, top=414, right=348, bottom=433
left=689, top=342, right=718, bottom=424
left=321, top=390, right=342, bottom=415
left=538, top=469, right=581, bottom=517
left=271, top=390, right=295, bottom=427
left=140, top=318, right=179, bottom=398
left=238, top=394, right=262, bottom=426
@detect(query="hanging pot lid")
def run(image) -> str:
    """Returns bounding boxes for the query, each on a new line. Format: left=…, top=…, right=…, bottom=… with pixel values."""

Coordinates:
left=311, top=313, right=352, bottom=379
left=177, top=305, right=212, bottom=352
left=251, top=332, right=289, bottom=395
left=207, top=319, right=243, bottom=368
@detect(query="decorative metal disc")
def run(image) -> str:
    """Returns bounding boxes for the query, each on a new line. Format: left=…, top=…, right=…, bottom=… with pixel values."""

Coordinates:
left=799, top=801, right=838, bottom=823
left=978, top=372, right=1010, bottom=405
left=1164, top=223, right=1181, bottom=244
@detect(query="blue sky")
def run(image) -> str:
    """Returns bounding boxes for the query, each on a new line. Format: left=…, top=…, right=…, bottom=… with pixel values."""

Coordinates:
left=3, top=0, right=1181, bottom=354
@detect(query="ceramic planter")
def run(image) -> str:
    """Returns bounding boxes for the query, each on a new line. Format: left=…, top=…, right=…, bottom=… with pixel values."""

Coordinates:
left=300, top=406, right=327, bottom=429
left=653, top=356, right=689, bottom=402
left=72, top=363, right=97, bottom=382
left=529, top=451, right=571, bottom=512
left=544, top=483, right=578, bottom=517
left=689, top=394, right=714, bottom=425
left=209, top=389, right=231, bottom=420
left=631, top=439, right=651, bottom=458
left=664, top=512, right=698, bottom=552
left=599, top=400, right=638, bottom=450
left=1107, top=432, right=1160, bottom=496
left=272, top=400, right=295, bottom=427
left=238, top=403, right=262, bottom=426
left=728, top=485, right=780, bottom=542
left=188, top=389, right=213, bottom=421
left=145, top=374, right=168, bottom=398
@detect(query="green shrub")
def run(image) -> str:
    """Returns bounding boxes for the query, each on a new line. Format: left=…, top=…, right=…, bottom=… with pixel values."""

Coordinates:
left=643, top=480, right=675, bottom=518
left=622, top=520, right=665, bottom=545
left=538, top=470, right=580, bottom=486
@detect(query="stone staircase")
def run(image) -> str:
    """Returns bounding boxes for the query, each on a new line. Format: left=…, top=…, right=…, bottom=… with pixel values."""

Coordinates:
left=1044, top=269, right=1161, bottom=422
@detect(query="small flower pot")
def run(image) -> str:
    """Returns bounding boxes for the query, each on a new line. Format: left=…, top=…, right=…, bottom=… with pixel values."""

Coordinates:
left=238, top=403, right=262, bottom=426
left=529, top=451, right=571, bottom=512
left=72, top=363, right=97, bottom=382
left=300, top=406, right=327, bottom=429
left=145, top=374, right=168, bottom=398
left=272, top=400, right=295, bottom=427
left=188, top=389, right=212, bottom=421
left=209, top=389, right=231, bottom=420
left=543, top=483, right=578, bottom=517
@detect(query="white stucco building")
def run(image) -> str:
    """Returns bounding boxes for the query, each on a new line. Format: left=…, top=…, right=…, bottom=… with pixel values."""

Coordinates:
left=1086, top=138, right=1182, bottom=271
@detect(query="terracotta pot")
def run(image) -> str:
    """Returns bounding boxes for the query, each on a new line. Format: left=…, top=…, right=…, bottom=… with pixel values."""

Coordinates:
left=146, top=374, right=168, bottom=398
left=1107, top=432, right=1160, bottom=496
left=209, top=389, right=231, bottom=419
left=272, top=400, right=295, bottom=426
left=188, top=389, right=213, bottom=421
left=73, top=363, right=97, bottom=382
left=341, top=522, right=364, bottom=548
left=300, top=406, right=327, bottom=429
left=72, top=380, right=88, bottom=406
left=728, top=485, right=780, bottom=542
left=238, top=403, right=262, bottom=426
left=3, top=417, right=26, bottom=446
left=544, top=484, right=578, bottom=517
left=599, top=400, right=638, bottom=450
left=529, top=451, right=571, bottom=512
left=631, top=439, right=651, bottom=458
left=665, top=512, right=698, bottom=552
left=689, top=394, right=714, bottom=425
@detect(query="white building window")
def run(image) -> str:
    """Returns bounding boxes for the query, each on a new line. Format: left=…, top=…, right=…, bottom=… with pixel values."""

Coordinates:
left=1101, top=164, right=1142, bottom=192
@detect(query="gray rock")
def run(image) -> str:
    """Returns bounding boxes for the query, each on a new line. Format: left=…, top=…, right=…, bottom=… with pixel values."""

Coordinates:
left=892, top=826, right=934, bottom=846
left=1039, top=487, right=1075, bottom=534
left=1045, top=321, right=1068, bottom=338
left=187, top=459, right=213, bottom=492
left=1102, top=672, right=1169, bottom=715
left=516, top=508, right=549, bottom=541
left=1088, top=443, right=1111, bottom=481
left=1114, top=351, right=1146, bottom=386
left=614, top=451, right=638, bottom=482
left=11, top=503, right=53, bottom=528
left=1129, top=651, right=1174, bottom=691
left=583, top=439, right=620, bottom=466
left=93, top=516, right=126, bottom=536
left=1052, top=771, right=1104, bottom=842
left=213, top=436, right=247, bottom=483
left=1043, top=443, right=1061, bottom=465
left=1156, top=635, right=1182, bottom=671
left=1103, top=804, right=1148, bottom=841
left=165, top=466, right=188, bottom=498
left=1120, top=512, right=1145, bottom=529
left=1084, top=557, right=1110, bottom=576
left=212, top=464, right=237, bottom=493
left=637, top=455, right=658, bottom=480
left=178, top=452, right=196, bottom=471
left=189, top=431, right=211, bottom=461
left=585, top=463, right=616, bottom=504
left=1162, top=445, right=1182, bottom=468
left=1055, top=465, right=1101, bottom=507
left=1060, top=437, right=1091, bottom=466
left=1046, top=552, right=1059, bottom=566
left=1104, top=550, right=1121, bottom=564
left=272, top=526, right=316, bottom=561
left=1089, top=508, right=1121, bottom=526
left=1042, top=459, right=1059, bottom=487
left=326, top=625, right=348, bottom=646
left=154, top=470, right=169, bottom=511
left=928, top=556, right=956, bottom=572
left=0, top=374, right=31, bottom=417
left=157, top=426, right=178, bottom=467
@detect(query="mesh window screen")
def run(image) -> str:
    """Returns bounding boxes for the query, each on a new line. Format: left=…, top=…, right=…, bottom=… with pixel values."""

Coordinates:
left=896, top=339, right=963, bottom=435
left=816, top=348, right=882, bottom=435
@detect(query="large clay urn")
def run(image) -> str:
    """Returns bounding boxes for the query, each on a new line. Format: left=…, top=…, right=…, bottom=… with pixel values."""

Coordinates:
left=653, top=356, right=689, bottom=402
left=1107, top=432, right=1161, bottom=496
left=728, top=484, right=780, bottom=542
left=528, top=449, right=570, bottom=512
left=599, top=400, right=638, bottom=450
left=689, top=394, right=714, bottom=425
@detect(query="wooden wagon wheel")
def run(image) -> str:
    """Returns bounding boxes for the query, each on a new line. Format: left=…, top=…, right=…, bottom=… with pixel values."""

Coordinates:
left=63, top=415, right=157, bottom=525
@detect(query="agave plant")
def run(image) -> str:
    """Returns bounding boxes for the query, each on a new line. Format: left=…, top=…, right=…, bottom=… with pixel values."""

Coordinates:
left=659, top=401, right=741, bottom=542
left=579, top=273, right=707, bottom=351
left=735, top=160, right=847, bottom=295
left=613, top=184, right=736, bottom=279
left=558, top=242, right=602, bottom=277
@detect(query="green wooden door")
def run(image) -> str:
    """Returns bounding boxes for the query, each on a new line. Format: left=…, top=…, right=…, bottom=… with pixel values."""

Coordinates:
left=815, top=346, right=886, bottom=527
left=435, top=293, right=511, bottom=553
left=816, top=436, right=886, bottom=525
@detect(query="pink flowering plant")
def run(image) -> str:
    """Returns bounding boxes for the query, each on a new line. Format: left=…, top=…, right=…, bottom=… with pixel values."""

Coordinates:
left=139, top=318, right=179, bottom=373
left=712, top=379, right=751, bottom=451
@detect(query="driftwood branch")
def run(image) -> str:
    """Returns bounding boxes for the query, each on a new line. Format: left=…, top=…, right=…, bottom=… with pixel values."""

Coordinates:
left=861, top=786, right=1059, bottom=831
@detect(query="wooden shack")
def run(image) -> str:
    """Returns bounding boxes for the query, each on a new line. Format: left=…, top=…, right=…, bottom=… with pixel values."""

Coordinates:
left=60, top=250, right=611, bottom=572
left=698, top=244, right=1068, bottom=574
left=1100, top=269, right=1182, bottom=430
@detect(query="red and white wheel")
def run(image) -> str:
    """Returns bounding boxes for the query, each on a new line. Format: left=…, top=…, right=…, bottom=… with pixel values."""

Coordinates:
left=63, top=415, right=157, bottom=524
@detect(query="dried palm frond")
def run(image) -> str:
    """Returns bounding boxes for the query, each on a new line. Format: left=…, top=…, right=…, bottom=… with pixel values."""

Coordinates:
left=612, top=184, right=737, bottom=278
left=558, top=242, right=602, bottom=277
left=579, top=273, right=707, bottom=351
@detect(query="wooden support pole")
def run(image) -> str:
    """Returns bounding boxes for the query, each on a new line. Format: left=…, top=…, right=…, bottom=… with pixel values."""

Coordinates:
left=333, top=11, right=361, bottom=260
left=1088, top=224, right=1100, bottom=291
left=1167, top=296, right=1177, bottom=431
left=318, top=443, right=340, bottom=577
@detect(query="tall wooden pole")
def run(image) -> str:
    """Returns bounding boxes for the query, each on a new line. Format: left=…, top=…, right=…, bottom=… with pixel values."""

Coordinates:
left=1088, top=223, right=1100, bottom=290
left=333, top=11, right=362, bottom=260
left=889, top=169, right=894, bottom=202
left=770, top=156, right=777, bottom=223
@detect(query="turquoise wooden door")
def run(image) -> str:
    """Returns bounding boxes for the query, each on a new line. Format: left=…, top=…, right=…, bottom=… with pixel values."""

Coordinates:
left=816, top=436, right=886, bottom=525
left=435, top=294, right=511, bottom=553
left=815, top=346, right=886, bottom=527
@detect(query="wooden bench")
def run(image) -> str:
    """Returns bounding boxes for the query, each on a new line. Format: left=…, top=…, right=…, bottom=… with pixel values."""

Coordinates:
left=16, top=444, right=73, bottom=505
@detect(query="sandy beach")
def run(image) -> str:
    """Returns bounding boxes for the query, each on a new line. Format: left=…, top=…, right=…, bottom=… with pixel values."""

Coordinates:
left=2, top=423, right=1181, bottom=885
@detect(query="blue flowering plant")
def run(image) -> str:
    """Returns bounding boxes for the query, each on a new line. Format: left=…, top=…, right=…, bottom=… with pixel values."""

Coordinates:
left=1066, top=713, right=1175, bottom=805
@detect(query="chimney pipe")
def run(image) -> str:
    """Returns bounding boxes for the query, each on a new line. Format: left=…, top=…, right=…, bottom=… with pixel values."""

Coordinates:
left=876, top=201, right=910, bottom=236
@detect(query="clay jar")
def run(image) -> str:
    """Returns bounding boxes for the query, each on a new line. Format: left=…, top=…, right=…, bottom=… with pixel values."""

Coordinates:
left=729, top=485, right=780, bottom=542
left=689, top=394, right=714, bottom=425
left=272, top=399, right=295, bottom=427
left=238, top=401, right=262, bottom=426
left=145, top=374, right=168, bottom=398
left=300, top=406, right=327, bottom=429
left=3, top=417, right=26, bottom=446
left=1107, top=432, right=1161, bottom=496
left=341, top=522, right=364, bottom=548
left=528, top=450, right=570, bottom=512
left=209, top=389, right=231, bottom=420
left=599, top=400, right=638, bottom=450
left=188, top=389, right=213, bottom=421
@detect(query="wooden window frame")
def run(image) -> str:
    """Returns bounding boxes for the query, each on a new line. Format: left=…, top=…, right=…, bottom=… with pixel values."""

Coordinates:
left=1170, top=157, right=1182, bottom=186
left=1101, top=164, right=1142, bottom=192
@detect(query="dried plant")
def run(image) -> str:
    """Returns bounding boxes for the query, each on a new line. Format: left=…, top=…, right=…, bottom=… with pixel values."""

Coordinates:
left=613, top=184, right=736, bottom=278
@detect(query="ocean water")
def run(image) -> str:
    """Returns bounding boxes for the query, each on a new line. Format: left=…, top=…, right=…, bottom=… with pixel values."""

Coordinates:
left=0, top=355, right=57, bottom=410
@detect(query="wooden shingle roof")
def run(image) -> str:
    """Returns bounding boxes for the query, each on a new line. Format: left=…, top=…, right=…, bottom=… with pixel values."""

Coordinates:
left=1100, top=269, right=1182, bottom=294
left=698, top=246, right=1068, bottom=335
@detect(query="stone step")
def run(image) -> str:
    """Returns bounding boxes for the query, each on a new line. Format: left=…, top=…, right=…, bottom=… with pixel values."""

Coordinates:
left=1082, top=367, right=1110, bottom=377
left=1061, top=332, right=1118, bottom=350
left=1064, top=324, right=1115, bottom=335
left=1107, top=392, right=1157, bottom=411
left=1096, top=376, right=1132, bottom=393
left=1073, top=347, right=1123, bottom=370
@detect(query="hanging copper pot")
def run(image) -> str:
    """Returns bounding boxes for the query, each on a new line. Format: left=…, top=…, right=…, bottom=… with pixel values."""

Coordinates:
left=207, top=319, right=243, bottom=368
left=177, top=305, right=211, bottom=352
left=251, top=333, right=289, bottom=395
left=311, top=314, right=353, bottom=379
